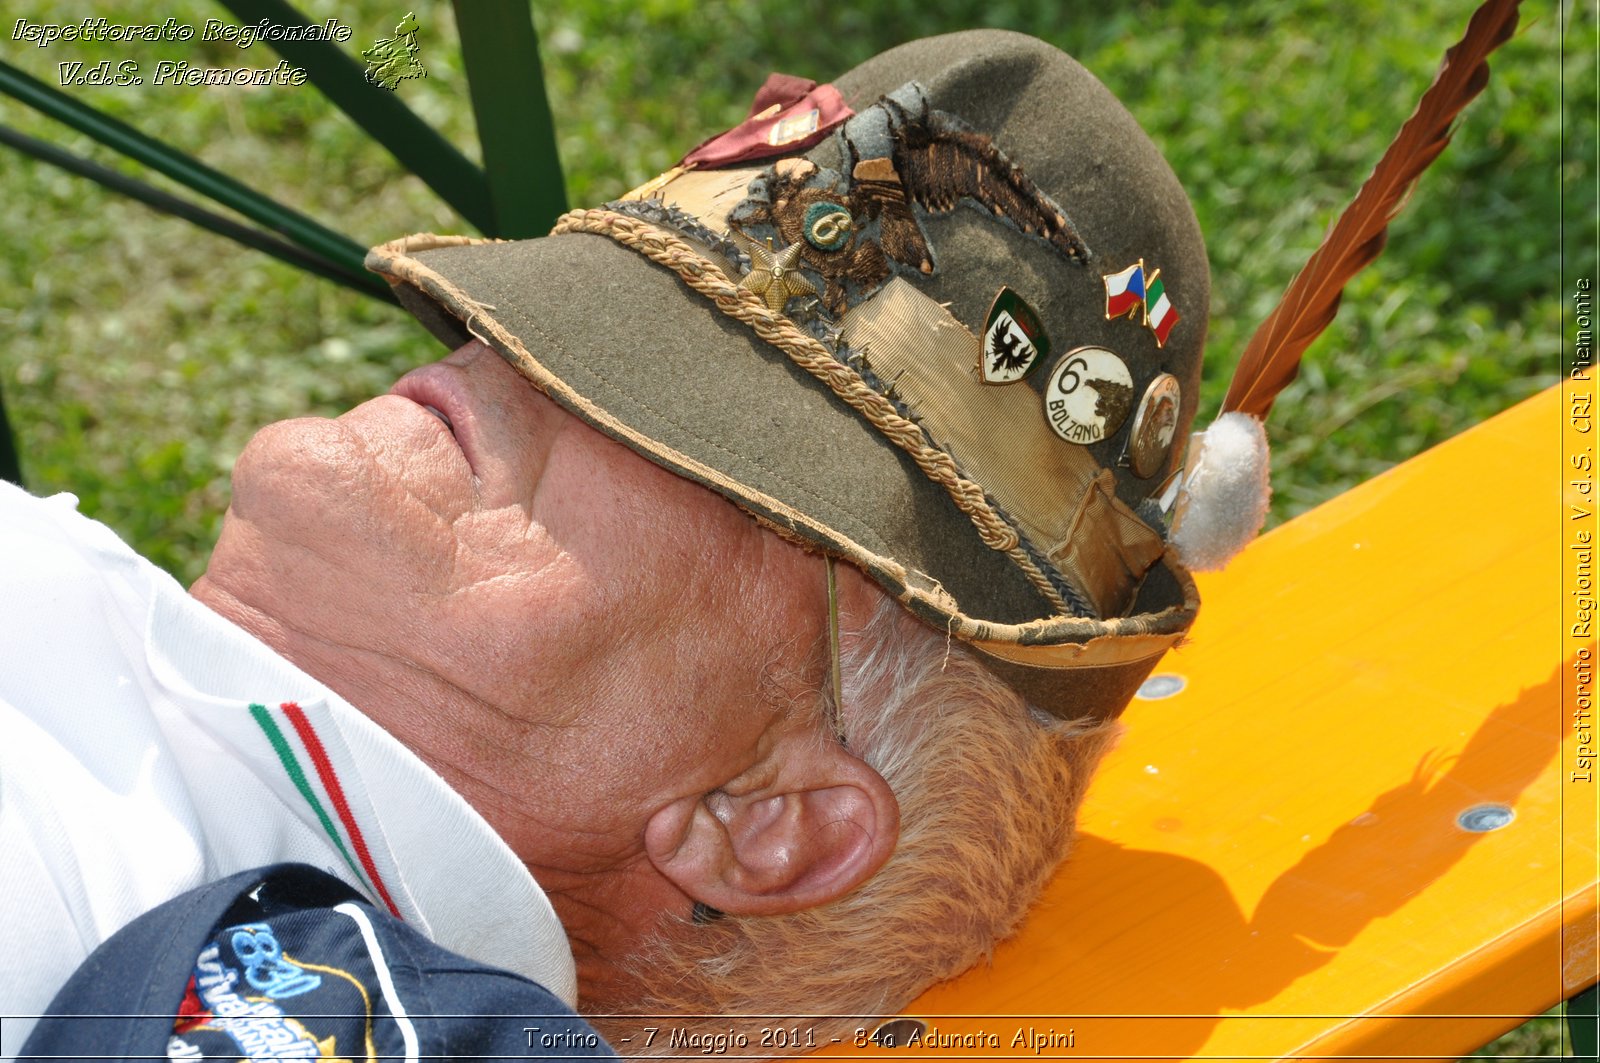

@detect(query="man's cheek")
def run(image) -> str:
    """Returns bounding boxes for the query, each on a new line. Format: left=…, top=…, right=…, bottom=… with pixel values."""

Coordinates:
left=337, top=396, right=475, bottom=509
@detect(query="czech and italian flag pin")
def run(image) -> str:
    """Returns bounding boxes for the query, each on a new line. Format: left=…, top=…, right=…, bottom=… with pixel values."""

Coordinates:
left=1103, top=259, right=1179, bottom=348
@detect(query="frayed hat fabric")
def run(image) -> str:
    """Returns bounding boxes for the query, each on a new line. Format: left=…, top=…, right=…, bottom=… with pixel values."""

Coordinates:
left=368, top=30, right=1209, bottom=722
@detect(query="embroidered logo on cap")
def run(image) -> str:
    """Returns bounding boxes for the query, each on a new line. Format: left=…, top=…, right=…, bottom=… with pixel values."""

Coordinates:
left=1043, top=347, right=1134, bottom=445
left=1103, top=259, right=1181, bottom=348
left=980, top=286, right=1050, bottom=384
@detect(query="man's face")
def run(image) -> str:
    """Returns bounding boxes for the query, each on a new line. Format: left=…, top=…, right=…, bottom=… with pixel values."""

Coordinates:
left=199, top=340, right=848, bottom=947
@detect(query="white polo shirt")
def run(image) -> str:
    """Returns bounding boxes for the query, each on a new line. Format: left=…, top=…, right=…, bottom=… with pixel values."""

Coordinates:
left=0, top=482, right=576, bottom=1058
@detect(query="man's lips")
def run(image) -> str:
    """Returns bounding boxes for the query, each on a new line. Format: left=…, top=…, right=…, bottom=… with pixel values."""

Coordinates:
left=420, top=403, right=453, bottom=431
left=391, top=366, right=479, bottom=477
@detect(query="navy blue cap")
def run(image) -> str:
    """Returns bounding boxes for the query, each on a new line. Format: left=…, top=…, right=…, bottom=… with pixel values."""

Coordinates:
left=20, top=864, right=615, bottom=1061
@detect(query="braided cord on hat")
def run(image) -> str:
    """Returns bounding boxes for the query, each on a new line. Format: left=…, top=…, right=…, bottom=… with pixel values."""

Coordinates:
left=551, top=207, right=1072, bottom=616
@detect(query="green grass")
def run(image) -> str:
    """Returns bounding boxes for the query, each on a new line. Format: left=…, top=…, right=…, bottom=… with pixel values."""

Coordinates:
left=1, top=0, right=1584, bottom=585
left=0, top=2, right=1590, bottom=1055
left=1468, top=1004, right=1574, bottom=1060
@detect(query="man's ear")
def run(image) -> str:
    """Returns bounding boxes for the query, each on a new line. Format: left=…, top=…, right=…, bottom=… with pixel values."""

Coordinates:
left=643, top=734, right=900, bottom=917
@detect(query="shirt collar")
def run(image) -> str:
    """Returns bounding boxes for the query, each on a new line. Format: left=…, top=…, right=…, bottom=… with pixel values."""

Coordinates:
left=138, top=554, right=579, bottom=1005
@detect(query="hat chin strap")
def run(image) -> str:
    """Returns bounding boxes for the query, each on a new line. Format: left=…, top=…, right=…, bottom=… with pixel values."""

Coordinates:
left=825, top=555, right=847, bottom=745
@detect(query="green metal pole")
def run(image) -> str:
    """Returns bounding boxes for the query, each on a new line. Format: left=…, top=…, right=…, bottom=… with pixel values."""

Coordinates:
left=214, top=0, right=495, bottom=233
left=0, top=58, right=372, bottom=280
left=0, top=384, right=21, bottom=487
left=1571, top=983, right=1598, bottom=1062
left=0, top=125, right=396, bottom=303
left=453, top=1, right=567, bottom=238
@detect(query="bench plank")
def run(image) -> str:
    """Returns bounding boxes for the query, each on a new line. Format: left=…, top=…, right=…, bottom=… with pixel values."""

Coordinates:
left=840, top=386, right=1595, bottom=1061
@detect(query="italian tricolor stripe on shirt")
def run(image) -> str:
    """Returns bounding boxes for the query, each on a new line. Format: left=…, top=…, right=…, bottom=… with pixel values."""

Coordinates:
left=249, top=701, right=401, bottom=917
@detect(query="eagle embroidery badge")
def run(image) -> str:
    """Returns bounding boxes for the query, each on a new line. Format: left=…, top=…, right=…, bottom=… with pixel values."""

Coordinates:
left=729, top=82, right=1089, bottom=318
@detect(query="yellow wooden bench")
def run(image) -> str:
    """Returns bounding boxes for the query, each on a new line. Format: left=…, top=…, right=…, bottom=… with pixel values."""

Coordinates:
left=835, top=385, right=1597, bottom=1061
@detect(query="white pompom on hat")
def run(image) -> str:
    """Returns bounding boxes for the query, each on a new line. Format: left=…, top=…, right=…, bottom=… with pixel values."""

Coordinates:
left=1169, top=412, right=1271, bottom=572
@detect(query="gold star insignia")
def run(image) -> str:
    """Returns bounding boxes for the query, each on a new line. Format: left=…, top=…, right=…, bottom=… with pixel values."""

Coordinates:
left=730, top=229, right=817, bottom=315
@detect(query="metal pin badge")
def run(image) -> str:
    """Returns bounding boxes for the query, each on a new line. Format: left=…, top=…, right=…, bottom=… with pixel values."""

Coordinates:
left=870, top=1018, right=929, bottom=1048
left=1042, top=346, right=1134, bottom=445
left=803, top=201, right=853, bottom=251
left=1456, top=804, right=1515, bottom=832
left=729, top=229, right=818, bottom=314
left=1136, top=673, right=1186, bottom=700
left=979, top=286, right=1050, bottom=384
left=1103, top=259, right=1180, bottom=348
left=1127, top=373, right=1183, bottom=479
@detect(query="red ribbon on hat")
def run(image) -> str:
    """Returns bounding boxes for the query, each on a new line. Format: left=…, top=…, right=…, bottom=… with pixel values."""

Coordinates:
left=680, top=73, right=853, bottom=170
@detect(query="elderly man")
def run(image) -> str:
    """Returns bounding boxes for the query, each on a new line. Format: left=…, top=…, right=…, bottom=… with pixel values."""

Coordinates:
left=2, top=28, right=1207, bottom=1058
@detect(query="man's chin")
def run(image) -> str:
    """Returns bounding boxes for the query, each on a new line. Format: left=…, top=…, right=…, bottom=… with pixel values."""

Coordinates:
left=205, top=413, right=464, bottom=630
left=230, top=407, right=473, bottom=530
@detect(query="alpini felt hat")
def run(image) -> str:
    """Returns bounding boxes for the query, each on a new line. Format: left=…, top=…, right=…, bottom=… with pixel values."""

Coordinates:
left=367, top=29, right=1210, bottom=723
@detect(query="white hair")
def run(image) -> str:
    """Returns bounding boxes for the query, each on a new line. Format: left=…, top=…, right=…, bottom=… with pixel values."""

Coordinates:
left=603, top=595, right=1117, bottom=1053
